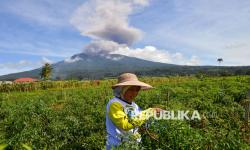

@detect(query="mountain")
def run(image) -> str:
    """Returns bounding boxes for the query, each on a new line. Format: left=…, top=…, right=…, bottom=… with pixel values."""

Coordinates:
left=0, top=53, right=250, bottom=81
left=0, top=53, right=174, bottom=80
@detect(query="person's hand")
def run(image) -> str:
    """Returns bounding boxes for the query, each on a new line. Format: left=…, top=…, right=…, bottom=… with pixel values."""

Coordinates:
left=154, top=108, right=163, bottom=113
left=153, top=108, right=163, bottom=117
left=138, top=126, right=146, bottom=133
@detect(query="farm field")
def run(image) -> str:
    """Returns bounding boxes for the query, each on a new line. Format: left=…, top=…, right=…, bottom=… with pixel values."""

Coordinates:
left=0, top=76, right=250, bottom=149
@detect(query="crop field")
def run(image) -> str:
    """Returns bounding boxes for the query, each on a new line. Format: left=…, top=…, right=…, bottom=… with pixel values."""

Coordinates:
left=0, top=76, right=250, bottom=149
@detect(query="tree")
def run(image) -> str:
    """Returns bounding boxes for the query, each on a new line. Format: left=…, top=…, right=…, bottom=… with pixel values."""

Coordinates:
left=217, top=58, right=223, bottom=65
left=40, top=63, right=52, bottom=80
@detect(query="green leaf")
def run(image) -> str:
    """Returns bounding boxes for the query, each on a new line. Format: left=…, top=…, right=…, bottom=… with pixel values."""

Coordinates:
left=43, top=145, right=47, bottom=150
left=22, top=144, right=33, bottom=150
left=0, top=144, right=8, bottom=150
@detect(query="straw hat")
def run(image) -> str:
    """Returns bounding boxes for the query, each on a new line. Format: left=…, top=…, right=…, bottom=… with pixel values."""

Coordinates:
left=112, top=73, right=153, bottom=90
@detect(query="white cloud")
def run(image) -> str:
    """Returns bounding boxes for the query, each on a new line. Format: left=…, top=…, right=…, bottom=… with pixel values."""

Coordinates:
left=186, top=56, right=200, bottom=66
left=41, top=57, right=53, bottom=64
left=79, top=38, right=200, bottom=65
left=64, top=56, right=82, bottom=63
left=0, top=60, right=31, bottom=69
left=108, top=44, right=200, bottom=65
left=105, top=55, right=124, bottom=61
left=0, top=60, right=34, bottom=75
left=0, top=57, right=55, bottom=76
left=112, top=46, right=171, bottom=63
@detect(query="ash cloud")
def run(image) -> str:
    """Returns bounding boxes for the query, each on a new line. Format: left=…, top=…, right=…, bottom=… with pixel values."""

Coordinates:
left=88, top=24, right=141, bottom=46
left=70, top=0, right=148, bottom=46
left=70, top=0, right=201, bottom=65
left=83, top=40, right=123, bottom=55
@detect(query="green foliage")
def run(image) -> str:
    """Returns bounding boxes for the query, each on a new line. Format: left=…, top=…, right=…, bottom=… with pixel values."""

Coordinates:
left=40, top=63, right=52, bottom=80
left=0, top=144, right=7, bottom=150
left=22, top=144, right=33, bottom=150
left=0, top=76, right=249, bottom=149
left=0, top=80, right=95, bottom=93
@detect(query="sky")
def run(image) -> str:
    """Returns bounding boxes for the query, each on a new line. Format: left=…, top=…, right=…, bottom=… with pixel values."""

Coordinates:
left=0, top=0, right=250, bottom=75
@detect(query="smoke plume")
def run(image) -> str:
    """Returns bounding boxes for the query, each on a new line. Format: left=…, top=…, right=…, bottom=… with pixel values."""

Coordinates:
left=70, top=0, right=200, bottom=65
left=70, top=0, right=148, bottom=46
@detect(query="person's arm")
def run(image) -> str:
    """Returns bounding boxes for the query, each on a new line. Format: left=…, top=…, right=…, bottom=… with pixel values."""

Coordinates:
left=108, top=102, right=155, bottom=131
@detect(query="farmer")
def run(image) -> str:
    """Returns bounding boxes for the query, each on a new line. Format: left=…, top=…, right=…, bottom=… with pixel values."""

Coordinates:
left=106, top=73, right=161, bottom=149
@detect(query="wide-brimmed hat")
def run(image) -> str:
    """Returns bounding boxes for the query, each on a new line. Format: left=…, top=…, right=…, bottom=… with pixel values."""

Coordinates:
left=112, top=73, right=153, bottom=90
